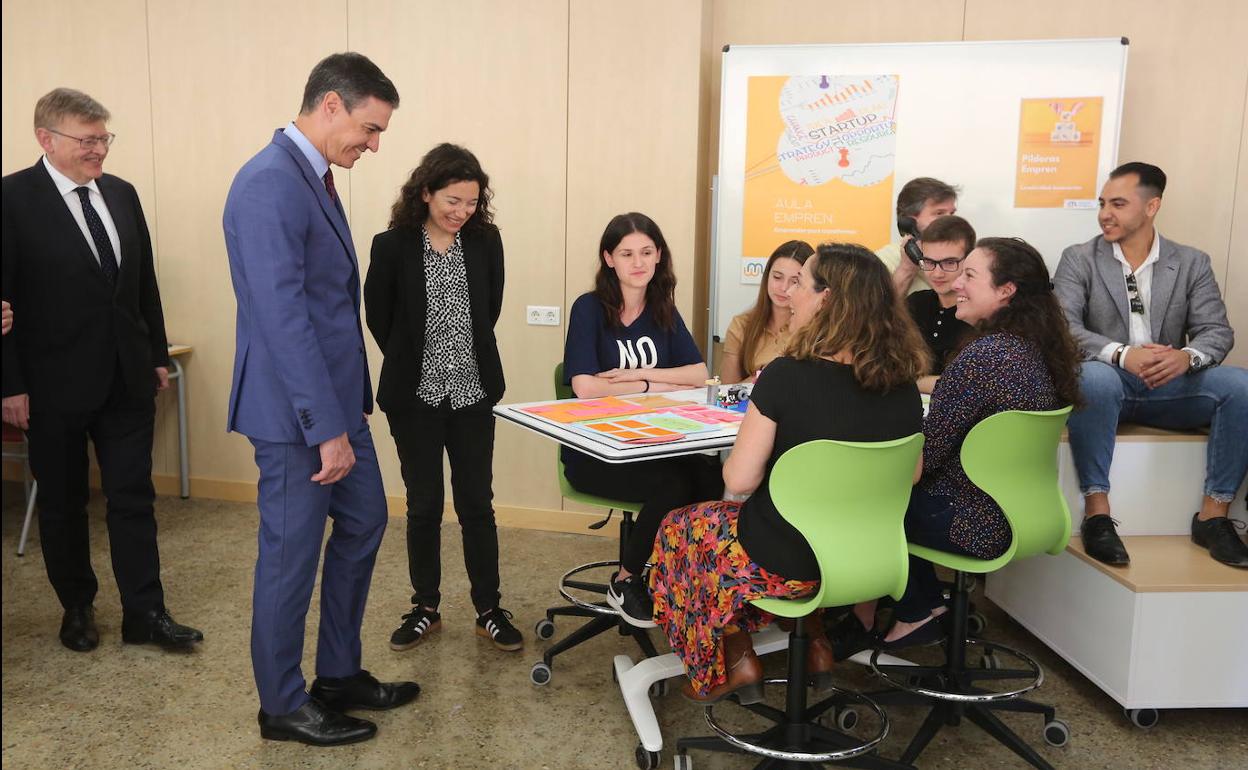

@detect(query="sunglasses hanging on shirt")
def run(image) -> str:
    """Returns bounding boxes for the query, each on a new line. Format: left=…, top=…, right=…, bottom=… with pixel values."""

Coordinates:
left=1125, top=272, right=1145, bottom=315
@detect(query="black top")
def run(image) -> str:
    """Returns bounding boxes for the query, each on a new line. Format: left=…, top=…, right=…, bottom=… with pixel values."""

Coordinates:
left=906, top=290, right=972, bottom=375
left=364, top=224, right=505, bottom=413
left=561, top=292, right=703, bottom=467
left=737, top=357, right=923, bottom=580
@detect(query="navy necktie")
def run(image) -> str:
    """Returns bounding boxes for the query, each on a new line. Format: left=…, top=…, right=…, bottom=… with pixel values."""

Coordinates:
left=75, top=186, right=118, bottom=284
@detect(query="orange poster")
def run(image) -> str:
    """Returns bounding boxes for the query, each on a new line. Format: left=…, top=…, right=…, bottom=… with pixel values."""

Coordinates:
left=1014, top=97, right=1103, bottom=208
left=742, top=75, right=898, bottom=259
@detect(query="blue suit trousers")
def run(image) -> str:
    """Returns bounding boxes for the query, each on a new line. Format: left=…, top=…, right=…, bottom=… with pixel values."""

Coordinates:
left=248, top=422, right=387, bottom=715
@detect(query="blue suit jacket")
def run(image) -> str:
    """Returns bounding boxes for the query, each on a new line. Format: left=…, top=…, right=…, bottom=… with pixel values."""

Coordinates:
left=223, top=130, right=372, bottom=446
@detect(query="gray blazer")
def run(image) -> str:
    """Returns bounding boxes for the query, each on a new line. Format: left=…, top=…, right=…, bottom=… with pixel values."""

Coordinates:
left=1053, top=234, right=1234, bottom=363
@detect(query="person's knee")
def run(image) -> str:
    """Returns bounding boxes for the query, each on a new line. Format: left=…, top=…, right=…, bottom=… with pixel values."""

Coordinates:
left=1204, top=365, right=1248, bottom=403
left=1079, top=361, right=1125, bottom=402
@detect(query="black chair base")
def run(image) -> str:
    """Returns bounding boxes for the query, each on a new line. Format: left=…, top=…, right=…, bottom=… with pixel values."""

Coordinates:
left=532, top=512, right=656, bottom=685
left=866, top=571, right=1065, bottom=770
left=676, top=619, right=915, bottom=770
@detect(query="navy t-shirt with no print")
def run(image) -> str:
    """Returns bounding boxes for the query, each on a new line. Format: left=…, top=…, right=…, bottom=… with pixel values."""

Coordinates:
left=561, top=292, right=703, bottom=465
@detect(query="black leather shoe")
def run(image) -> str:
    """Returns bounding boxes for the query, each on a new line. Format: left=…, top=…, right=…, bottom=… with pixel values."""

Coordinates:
left=258, top=698, right=377, bottom=746
left=310, top=669, right=420, bottom=711
left=1081, top=514, right=1130, bottom=565
left=121, top=607, right=204, bottom=648
left=1191, top=514, right=1248, bottom=568
left=59, top=606, right=99, bottom=652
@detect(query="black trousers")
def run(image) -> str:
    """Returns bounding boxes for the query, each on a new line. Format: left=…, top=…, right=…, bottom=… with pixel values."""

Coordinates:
left=388, top=401, right=500, bottom=613
left=563, top=452, right=724, bottom=574
left=23, top=362, right=163, bottom=615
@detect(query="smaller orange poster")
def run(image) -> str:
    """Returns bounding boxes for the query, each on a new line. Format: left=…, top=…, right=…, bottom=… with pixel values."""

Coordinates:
left=1014, top=97, right=1103, bottom=208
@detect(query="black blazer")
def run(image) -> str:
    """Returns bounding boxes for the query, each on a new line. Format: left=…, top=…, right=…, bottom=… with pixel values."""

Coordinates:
left=1, top=161, right=170, bottom=411
left=364, top=224, right=505, bottom=412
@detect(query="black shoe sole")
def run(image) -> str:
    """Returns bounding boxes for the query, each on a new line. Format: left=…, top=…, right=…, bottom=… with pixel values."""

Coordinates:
left=259, top=726, right=376, bottom=745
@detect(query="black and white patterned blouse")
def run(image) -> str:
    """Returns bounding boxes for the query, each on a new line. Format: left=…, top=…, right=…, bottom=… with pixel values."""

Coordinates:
left=417, top=227, right=485, bottom=409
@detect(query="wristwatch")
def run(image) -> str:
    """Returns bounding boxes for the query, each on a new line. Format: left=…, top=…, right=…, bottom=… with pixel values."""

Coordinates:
left=1188, top=352, right=1202, bottom=372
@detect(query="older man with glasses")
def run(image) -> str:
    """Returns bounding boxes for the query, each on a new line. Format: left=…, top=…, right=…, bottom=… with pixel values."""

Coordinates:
left=1054, top=161, right=1248, bottom=568
left=2, top=88, right=203, bottom=652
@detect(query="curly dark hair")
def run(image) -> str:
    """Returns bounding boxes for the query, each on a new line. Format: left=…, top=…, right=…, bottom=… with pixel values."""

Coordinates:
left=389, top=143, right=495, bottom=232
left=972, top=237, right=1082, bottom=408
left=593, top=213, right=678, bottom=331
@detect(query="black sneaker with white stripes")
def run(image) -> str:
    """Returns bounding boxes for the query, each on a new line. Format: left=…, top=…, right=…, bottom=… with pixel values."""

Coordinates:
left=390, top=607, right=441, bottom=651
left=475, top=608, right=524, bottom=652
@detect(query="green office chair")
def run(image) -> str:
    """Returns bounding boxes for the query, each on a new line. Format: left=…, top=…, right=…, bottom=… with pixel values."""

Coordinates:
left=675, top=434, right=925, bottom=770
left=530, top=364, right=652, bottom=688
left=868, top=407, right=1073, bottom=769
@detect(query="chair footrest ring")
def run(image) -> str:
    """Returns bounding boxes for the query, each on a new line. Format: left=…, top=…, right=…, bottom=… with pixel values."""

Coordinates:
left=558, top=560, right=621, bottom=614
left=702, top=683, right=889, bottom=763
left=868, top=638, right=1043, bottom=703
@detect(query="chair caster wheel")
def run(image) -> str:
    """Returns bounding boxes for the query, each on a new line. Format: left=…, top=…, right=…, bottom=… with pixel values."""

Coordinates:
left=635, top=743, right=660, bottom=769
left=648, top=679, right=669, bottom=697
left=1043, top=719, right=1070, bottom=747
left=967, top=611, right=987, bottom=636
left=530, top=661, right=552, bottom=686
left=1126, top=708, right=1159, bottom=729
left=673, top=753, right=692, bottom=770
left=837, top=707, right=859, bottom=731
left=534, top=618, right=556, bottom=640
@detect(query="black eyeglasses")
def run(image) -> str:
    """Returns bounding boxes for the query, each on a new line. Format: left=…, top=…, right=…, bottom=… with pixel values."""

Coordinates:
left=1125, top=273, right=1145, bottom=314
left=918, top=257, right=964, bottom=273
left=47, top=129, right=115, bottom=150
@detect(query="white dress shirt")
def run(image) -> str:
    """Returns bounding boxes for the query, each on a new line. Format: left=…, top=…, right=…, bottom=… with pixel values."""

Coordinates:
left=42, top=155, right=122, bottom=268
left=1096, top=229, right=1207, bottom=368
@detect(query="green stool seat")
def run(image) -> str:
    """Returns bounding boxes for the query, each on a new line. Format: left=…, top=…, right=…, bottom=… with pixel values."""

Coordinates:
left=680, top=434, right=924, bottom=770
left=869, top=407, right=1074, bottom=770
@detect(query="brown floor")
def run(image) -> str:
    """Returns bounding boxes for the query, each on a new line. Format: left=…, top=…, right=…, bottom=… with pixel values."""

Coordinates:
left=2, top=486, right=1245, bottom=769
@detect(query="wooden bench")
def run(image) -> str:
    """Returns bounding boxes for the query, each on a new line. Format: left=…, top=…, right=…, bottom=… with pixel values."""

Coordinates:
left=987, top=535, right=1248, bottom=726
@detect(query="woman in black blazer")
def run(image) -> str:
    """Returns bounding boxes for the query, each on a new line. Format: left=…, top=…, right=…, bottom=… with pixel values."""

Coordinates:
left=364, top=143, right=521, bottom=653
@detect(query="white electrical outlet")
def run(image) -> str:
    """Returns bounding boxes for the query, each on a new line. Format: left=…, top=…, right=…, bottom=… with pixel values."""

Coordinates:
left=526, top=305, right=561, bottom=326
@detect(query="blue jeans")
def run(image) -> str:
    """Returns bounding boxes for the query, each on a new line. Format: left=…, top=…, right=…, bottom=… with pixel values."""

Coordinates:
left=1066, top=361, right=1248, bottom=503
left=893, top=488, right=987, bottom=623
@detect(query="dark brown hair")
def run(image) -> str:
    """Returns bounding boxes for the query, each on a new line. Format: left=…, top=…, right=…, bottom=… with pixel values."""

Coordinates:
left=738, top=240, right=814, bottom=372
left=389, top=143, right=495, bottom=233
left=919, top=215, right=977, bottom=255
left=973, top=237, right=1082, bottom=407
left=593, top=213, right=677, bottom=331
left=785, top=243, right=928, bottom=391
left=896, top=177, right=959, bottom=218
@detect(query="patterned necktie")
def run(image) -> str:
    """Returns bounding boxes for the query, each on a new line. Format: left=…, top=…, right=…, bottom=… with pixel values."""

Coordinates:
left=75, top=186, right=118, bottom=284
left=322, top=170, right=338, bottom=205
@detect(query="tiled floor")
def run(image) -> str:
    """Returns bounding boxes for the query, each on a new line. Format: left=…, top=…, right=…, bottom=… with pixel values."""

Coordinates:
left=2, top=488, right=1245, bottom=769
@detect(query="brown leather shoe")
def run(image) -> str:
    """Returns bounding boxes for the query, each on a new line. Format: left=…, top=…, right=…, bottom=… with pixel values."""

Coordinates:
left=681, top=631, right=764, bottom=705
left=805, top=612, right=835, bottom=689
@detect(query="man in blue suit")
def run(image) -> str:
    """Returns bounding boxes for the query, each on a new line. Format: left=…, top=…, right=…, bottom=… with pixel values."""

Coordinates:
left=223, top=52, right=417, bottom=746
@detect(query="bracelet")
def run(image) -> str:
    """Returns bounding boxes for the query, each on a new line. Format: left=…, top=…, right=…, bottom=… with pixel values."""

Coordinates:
left=1112, top=344, right=1127, bottom=367
left=642, top=380, right=650, bottom=393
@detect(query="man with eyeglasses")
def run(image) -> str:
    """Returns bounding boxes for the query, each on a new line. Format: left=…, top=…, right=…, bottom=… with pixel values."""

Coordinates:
left=903, top=215, right=977, bottom=394
left=1054, top=162, right=1248, bottom=568
left=1, top=88, right=204, bottom=652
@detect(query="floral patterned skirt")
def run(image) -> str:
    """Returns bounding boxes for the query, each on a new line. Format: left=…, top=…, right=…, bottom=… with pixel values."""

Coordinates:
left=648, top=500, right=818, bottom=696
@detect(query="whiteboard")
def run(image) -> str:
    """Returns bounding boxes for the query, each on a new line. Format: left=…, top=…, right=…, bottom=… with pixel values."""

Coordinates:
left=711, top=38, right=1128, bottom=342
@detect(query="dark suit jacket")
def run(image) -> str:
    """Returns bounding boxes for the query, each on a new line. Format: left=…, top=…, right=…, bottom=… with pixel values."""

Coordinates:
left=365, top=224, right=505, bottom=412
left=1, top=160, right=169, bottom=411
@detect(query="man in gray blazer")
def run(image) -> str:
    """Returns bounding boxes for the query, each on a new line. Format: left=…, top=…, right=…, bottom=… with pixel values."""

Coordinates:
left=1054, top=162, right=1248, bottom=568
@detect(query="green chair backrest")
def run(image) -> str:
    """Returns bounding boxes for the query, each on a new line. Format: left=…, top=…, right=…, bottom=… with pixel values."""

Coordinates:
left=753, top=434, right=924, bottom=619
left=960, top=407, right=1073, bottom=564
left=552, top=362, right=641, bottom=512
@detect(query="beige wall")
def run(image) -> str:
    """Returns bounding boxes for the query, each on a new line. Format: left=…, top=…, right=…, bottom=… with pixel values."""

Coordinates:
left=3, top=1, right=1246, bottom=520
